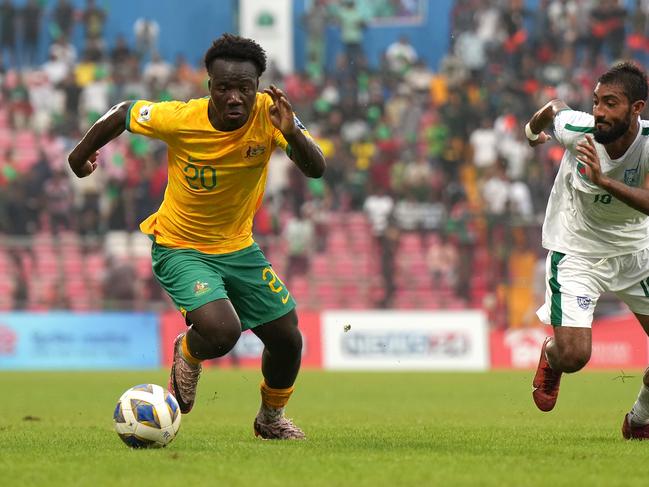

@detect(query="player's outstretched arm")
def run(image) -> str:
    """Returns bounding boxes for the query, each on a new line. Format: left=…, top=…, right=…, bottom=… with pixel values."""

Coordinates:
left=525, top=99, right=570, bottom=147
left=264, top=85, right=326, bottom=178
left=68, top=101, right=133, bottom=178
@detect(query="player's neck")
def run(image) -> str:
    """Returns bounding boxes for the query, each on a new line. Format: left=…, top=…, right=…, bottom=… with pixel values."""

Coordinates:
left=206, top=99, right=223, bottom=131
left=604, top=118, right=640, bottom=160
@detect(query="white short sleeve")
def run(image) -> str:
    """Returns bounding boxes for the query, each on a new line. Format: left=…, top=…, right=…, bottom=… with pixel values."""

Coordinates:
left=553, top=110, right=594, bottom=153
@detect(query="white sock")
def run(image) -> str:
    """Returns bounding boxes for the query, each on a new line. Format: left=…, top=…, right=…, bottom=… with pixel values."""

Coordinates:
left=628, top=384, right=649, bottom=426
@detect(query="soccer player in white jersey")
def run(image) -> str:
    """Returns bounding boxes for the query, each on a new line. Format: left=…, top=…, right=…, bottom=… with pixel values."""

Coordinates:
left=525, top=62, right=649, bottom=439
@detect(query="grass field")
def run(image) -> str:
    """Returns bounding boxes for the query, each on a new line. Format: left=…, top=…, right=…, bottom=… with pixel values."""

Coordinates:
left=0, top=369, right=647, bottom=487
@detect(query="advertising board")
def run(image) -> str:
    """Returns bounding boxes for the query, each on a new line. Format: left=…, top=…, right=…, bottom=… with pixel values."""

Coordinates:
left=322, top=310, right=489, bottom=370
left=0, top=312, right=160, bottom=369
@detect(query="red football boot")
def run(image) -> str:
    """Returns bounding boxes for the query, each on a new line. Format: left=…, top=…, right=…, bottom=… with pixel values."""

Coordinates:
left=622, top=413, right=649, bottom=440
left=532, top=337, right=563, bottom=412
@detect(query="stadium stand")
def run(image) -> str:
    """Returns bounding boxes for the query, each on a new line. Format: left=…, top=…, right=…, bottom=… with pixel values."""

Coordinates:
left=0, top=0, right=639, bottom=326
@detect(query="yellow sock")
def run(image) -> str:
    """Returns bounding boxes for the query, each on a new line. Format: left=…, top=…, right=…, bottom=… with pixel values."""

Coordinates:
left=180, top=334, right=202, bottom=366
left=260, top=380, right=294, bottom=409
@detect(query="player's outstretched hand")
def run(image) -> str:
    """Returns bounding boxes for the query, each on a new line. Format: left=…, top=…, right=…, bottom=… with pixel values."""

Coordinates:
left=75, top=151, right=100, bottom=177
left=576, top=135, right=604, bottom=185
left=264, top=85, right=298, bottom=136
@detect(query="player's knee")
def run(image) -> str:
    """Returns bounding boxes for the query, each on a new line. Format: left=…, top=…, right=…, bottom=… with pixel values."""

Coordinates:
left=207, top=323, right=241, bottom=357
left=279, top=313, right=302, bottom=355
left=558, top=348, right=590, bottom=373
left=264, top=320, right=302, bottom=358
left=284, top=325, right=303, bottom=357
left=193, top=317, right=241, bottom=358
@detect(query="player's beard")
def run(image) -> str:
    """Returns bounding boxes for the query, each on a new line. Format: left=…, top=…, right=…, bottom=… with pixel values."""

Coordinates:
left=593, top=110, right=632, bottom=144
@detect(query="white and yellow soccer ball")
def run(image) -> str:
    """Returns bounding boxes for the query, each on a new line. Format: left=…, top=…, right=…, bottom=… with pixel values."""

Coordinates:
left=113, top=384, right=181, bottom=448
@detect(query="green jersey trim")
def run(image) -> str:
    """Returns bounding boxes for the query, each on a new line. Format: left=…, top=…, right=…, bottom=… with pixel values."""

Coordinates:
left=640, top=278, right=649, bottom=297
left=550, top=251, right=565, bottom=326
left=565, top=124, right=594, bottom=133
left=564, top=122, right=649, bottom=135
left=125, top=100, right=137, bottom=132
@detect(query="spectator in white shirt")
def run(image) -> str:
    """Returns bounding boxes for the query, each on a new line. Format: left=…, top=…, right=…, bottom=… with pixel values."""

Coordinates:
left=469, top=117, right=498, bottom=172
left=385, top=35, right=418, bottom=75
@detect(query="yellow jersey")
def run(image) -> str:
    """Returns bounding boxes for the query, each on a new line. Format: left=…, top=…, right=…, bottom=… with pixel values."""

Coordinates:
left=126, top=94, right=308, bottom=254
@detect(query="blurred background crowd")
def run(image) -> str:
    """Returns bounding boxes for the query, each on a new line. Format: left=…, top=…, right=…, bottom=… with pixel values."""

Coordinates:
left=0, top=0, right=642, bottom=326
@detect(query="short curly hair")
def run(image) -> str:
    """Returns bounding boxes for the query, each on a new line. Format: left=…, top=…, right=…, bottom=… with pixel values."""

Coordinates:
left=598, top=61, right=648, bottom=103
left=204, top=33, right=267, bottom=77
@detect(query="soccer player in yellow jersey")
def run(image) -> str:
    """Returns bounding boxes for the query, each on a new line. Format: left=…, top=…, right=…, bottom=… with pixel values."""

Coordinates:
left=68, top=34, right=326, bottom=440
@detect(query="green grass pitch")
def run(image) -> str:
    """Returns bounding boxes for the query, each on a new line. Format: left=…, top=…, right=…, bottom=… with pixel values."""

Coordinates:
left=0, top=369, right=647, bottom=487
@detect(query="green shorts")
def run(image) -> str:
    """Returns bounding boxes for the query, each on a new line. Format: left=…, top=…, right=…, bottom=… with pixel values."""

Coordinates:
left=151, top=242, right=296, bottom=330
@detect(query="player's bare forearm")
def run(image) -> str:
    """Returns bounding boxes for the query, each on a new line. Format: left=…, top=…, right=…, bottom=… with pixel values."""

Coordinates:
left=529, top=99, right=570, bottom=133
left=68, top=101, right=132, bottom=177
left=284, top=130, right=326, bottom=178
left=598, top=177, right=649, bottom=215
left=264, top=85, right=325, bottom=176
left=526, top=99, right=570, bottom=147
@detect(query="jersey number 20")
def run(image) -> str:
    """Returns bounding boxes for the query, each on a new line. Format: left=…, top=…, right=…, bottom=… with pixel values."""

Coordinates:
left=183, top=162, right=217, bottom=190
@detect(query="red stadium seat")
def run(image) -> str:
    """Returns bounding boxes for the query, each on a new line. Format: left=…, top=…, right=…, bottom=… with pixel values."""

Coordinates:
left=332, top=256, right=357, bottom=280
left=135, top=256, right=152, bottom=278
left=313, top=282, right=339, bottom=309
left=289, top=276, right=310, bottom=304
left=36, top=252, right=59, bottom=275
left=62, top=259, right=84, bottom=275
left=398, top=233, right=422, bottom=254
left=310, top=254, right=329, bottom=275
left=327, top=230, right=348, bottom=253
left=0, top=127, right=12, bottom=149
left=85, top=252, right=106, bottom=277
left=346, top=212, right=370, bottom=232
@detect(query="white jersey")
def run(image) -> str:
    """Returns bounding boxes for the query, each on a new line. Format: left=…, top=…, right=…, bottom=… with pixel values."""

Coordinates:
left=542, top=109, right=649, bottom=257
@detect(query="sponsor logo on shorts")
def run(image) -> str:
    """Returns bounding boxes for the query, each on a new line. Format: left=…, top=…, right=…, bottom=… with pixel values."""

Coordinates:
left=193, top=281, right=210, bottom=296
left=577, top=296, right=592, bottom=310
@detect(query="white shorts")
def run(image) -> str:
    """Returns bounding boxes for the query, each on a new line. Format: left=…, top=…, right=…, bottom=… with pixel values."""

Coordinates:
left=536, top=249, right=649, bottom=328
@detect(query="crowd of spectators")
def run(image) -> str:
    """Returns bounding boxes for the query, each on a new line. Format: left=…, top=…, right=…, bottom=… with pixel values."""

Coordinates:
left=0, top=0, right=641, bottom=325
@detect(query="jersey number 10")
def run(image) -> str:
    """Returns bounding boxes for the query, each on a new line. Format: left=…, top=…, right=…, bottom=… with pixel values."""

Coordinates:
left=594, top=194, right=612, bottom=204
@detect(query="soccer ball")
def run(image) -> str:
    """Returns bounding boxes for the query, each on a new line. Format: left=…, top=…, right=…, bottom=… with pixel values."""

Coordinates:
left=113, top=384, right=181, bottom=448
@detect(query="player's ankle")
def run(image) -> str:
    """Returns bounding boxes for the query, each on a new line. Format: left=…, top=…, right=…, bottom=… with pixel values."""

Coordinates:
left=629, top=385, right=649, bottom=425
left=259, top=404, right=284, bottom=422
left=179, top=335, right=202, bottom=367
